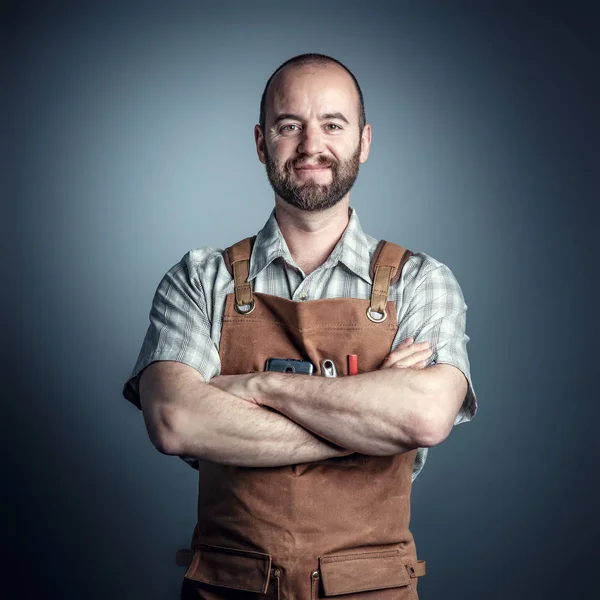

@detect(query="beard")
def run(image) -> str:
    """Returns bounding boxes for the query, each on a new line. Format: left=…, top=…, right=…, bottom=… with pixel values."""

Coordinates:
left=264, top=142, right=362, bottom=212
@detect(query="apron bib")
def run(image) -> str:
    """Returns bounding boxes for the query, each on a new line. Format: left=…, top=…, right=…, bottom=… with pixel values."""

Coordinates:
left=180, top=238, right=426, bottom=599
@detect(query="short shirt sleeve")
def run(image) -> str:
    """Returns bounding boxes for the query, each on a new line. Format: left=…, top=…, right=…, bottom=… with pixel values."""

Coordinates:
left=122, top=251, right=222, bottom=410
left=393, top=255, right=478, bottom=425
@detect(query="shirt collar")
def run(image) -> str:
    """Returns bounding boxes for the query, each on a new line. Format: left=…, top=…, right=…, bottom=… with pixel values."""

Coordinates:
left=248, top=205, right=373, bottom=284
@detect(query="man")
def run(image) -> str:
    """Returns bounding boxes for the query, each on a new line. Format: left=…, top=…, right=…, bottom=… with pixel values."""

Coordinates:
left=122, top=53, right=477, bottom=599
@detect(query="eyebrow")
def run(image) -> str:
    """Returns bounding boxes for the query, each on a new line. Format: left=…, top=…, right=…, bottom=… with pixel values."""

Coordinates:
left=272, top=112, right=350, bottom=126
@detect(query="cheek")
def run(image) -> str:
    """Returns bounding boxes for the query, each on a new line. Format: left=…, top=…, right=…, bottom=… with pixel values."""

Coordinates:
left=271, top=144, right=298, bottom=168
left=331, top=138, right=356, bottom=158
left=272, top=139, right=297, bottom=157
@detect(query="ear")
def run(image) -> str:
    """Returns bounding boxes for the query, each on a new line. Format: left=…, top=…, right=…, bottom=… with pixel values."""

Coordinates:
left=254, top=124, right=267, bottom=165
left=359, top=123, right=372, bottom=164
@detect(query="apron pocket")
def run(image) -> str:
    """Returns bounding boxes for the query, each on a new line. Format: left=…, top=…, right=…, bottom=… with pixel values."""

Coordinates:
left=319, top=547, right=412, bottom=597
left=184, top=543, right=273, bottom=594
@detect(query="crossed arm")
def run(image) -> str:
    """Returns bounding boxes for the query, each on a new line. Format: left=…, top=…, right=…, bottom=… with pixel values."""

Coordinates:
left=139, top=339, right=467, bottom=467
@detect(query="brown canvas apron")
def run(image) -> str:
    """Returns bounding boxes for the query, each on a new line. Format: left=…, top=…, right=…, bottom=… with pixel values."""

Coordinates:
left=179, top=237, right=426, bottom=600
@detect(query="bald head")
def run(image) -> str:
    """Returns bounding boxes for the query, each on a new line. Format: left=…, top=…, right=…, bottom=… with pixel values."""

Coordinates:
left=259, top=54, right=366, bottom=134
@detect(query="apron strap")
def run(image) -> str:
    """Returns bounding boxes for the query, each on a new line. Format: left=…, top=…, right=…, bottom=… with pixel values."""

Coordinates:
left=223, top=235, right=412, bottom=319
left=224, top=236, right=256, bottom=312
left=368, top=241, right=413, bottom=322
left=406, top=560, right=427, bottom=578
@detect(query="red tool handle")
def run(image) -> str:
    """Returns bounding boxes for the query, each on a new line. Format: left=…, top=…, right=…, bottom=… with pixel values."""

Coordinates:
left=348, top=354, right=358, bottom=376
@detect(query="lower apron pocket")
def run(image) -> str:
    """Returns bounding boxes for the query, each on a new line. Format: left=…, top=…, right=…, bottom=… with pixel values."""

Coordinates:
left=315, top=547, right=422, bottom=600
left=182, top=543, right=280, bottom=599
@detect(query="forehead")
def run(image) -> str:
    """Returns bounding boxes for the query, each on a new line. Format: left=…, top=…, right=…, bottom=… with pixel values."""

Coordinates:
left=267, top=63, right=359, bottom=123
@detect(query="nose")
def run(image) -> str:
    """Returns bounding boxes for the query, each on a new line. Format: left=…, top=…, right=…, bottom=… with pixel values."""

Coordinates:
left=297, top=122, right=325, bottom=156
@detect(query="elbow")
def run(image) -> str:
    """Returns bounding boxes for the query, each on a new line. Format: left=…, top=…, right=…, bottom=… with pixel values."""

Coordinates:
left=152, top=430, right=182, bottom=457
left=411, top=363, right=469, bottom=447
left=412, top=416, right=450, bottom=448
left=411, top=400, right=453, bottom=449
left=145, top=404, right=186, bottom=456
left=406, top=370, right=459, bottom=448
left=138, top=361, right=206, bottom=457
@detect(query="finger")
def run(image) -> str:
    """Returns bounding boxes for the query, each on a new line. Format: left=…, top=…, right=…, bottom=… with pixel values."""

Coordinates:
left=386, top=343, right=431, bottom=365
left=396, top=340, right=429, bottom=352
left=380, top=340, right=425, bottom=366
left=384, top=348, right=432, bottom=369
left=392, top=357, right=431, bottom=370
left=381, top=338, right=412, bottom=361
left=391, top=340, right=430, bottom=356
left=394, top=337, right=416, bottom=351
left=404, top=358, right=431, bottom=370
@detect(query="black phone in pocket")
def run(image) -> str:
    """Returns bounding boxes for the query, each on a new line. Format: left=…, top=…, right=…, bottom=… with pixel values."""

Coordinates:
left=265, top=358, right=315, bottom=375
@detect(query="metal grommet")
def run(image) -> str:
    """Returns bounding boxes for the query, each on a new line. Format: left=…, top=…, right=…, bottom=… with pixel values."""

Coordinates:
left=366, top=306, right=387, bottom=323
left=272, top=568, right=281, bottom=578
left=234, top=299, right=256, bottom=315
left=311, top=570, right=319, bottom=580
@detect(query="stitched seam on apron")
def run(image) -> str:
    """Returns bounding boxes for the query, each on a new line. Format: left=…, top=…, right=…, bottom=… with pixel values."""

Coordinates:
left=221, top=319, right=397, bottom=333
left=322, top=550, right=399, bottom=563
left=329, top=581, right=408, bottom=595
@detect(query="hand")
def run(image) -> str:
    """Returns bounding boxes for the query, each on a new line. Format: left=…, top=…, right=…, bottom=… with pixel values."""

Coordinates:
left=208, top=373, right=261, bottom=405
left=378, top=338, right=433, bottom=370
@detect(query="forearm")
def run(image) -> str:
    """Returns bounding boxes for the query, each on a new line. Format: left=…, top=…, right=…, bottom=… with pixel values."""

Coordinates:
left=256, top=368, right=441, bottom=455
left=168, top=385, right=353, bottom=467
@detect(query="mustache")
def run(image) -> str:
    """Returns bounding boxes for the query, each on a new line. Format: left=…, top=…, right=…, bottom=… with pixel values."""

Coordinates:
left=287, top=156, right=337, bottom=171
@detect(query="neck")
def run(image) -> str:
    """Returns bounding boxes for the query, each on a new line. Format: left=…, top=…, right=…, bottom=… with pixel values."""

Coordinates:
left=274, top=197, right=351, bottom=275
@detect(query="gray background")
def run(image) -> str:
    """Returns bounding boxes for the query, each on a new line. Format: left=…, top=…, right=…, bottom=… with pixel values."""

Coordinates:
left=3, top=1, right=597, bottom=599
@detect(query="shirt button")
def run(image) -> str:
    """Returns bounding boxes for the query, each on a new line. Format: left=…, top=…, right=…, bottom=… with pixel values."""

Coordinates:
left=299, top=292, right=308, bottom=301
left=312, top=570, right=319, bottom=579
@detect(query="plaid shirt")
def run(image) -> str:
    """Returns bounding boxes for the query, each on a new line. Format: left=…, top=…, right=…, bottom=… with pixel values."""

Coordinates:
left=122, top=206, right=477, bottom=481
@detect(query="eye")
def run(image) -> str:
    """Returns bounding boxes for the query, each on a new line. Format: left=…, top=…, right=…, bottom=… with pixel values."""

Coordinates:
left=280, top=124, right=300, bottom=132
left=325, top=123, right=342, bottom=131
